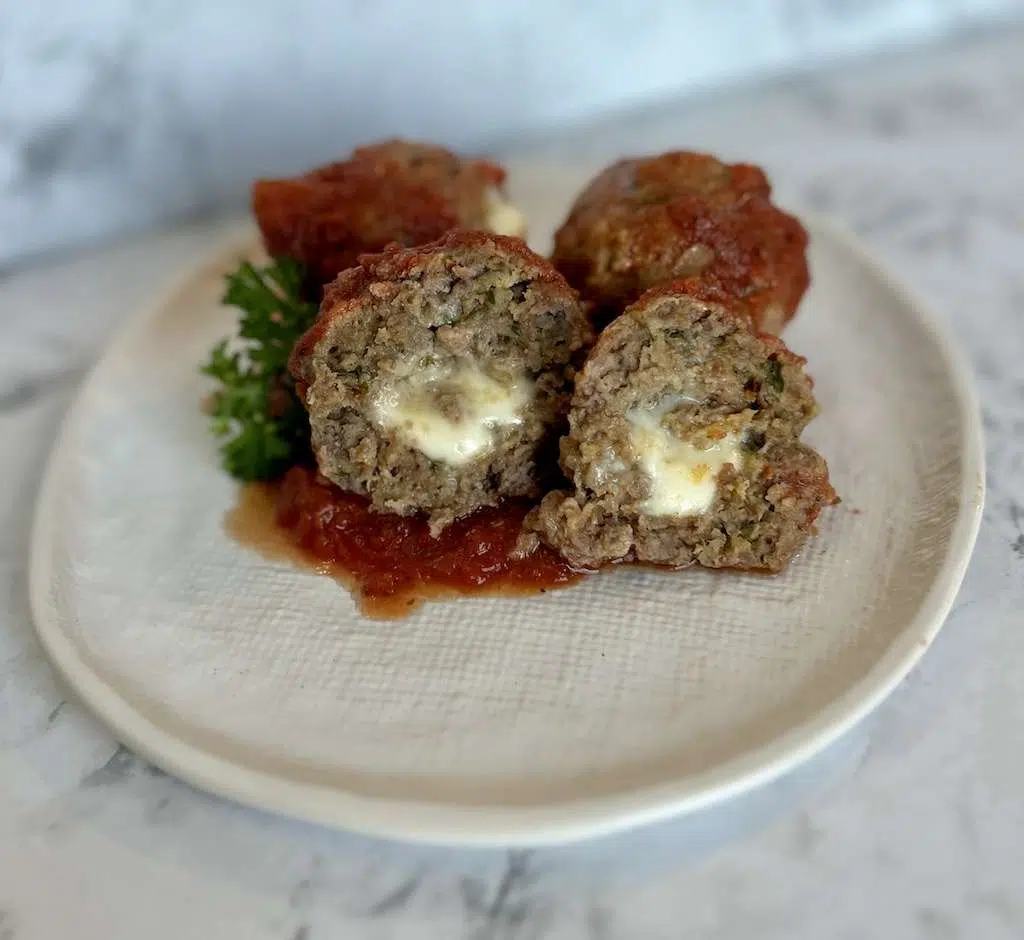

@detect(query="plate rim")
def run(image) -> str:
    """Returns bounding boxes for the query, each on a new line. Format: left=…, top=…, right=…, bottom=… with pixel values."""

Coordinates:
left=28, top=212, right=985, bottom=847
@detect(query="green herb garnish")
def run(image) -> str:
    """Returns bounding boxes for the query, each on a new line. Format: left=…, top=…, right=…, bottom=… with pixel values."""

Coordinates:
left=201, top=258, right=318, bottom=480
left=765, top=357, right=785, bottom=393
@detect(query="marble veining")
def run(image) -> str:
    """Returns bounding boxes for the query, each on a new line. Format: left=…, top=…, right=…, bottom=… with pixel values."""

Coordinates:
left=0, top=26, right=1023, bottom=940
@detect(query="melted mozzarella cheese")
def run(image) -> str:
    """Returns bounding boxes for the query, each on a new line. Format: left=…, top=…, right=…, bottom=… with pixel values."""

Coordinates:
left=628, top=403, right=744, bottom=517
left=484, top=188, right=527, bottom=238
left=371, top=365, right=531, bottom=465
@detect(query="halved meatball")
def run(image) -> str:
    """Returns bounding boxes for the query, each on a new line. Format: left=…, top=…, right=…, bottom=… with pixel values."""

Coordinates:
left=551, top=151, right=809, bottom=332
left=524, top=283, right=836, bottom=571
left=289, top=231, right=591, bottom=532
left=253, top=139, right=525, bottom=288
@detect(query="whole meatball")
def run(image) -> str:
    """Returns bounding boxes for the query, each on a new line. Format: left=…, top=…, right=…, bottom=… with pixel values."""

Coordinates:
left=253, top=140, right=526, bottom=289
left=551, top=151, right=809, bottom=333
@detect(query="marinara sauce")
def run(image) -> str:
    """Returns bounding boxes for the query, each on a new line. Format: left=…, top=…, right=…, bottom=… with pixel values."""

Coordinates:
left=228, top=466, right=582, bottom=617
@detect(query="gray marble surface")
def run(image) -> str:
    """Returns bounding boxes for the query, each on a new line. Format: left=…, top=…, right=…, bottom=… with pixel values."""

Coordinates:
left=1, top=27, right=1023, bottom=940
left=2, top=0, right=1023, bottom=267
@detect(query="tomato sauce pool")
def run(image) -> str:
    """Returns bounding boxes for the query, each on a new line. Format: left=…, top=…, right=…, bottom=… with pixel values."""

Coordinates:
left=228, top=466, right=583, bottom=618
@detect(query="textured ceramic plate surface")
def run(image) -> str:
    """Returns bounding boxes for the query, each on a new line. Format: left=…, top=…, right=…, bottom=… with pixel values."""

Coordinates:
left=30, top=165, right=983, bottom=846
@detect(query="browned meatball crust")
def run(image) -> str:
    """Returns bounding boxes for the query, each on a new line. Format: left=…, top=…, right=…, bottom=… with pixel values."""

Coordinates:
left=253, top=139, right=522, bottom=288
left=551, top=151, right=809, bottom=332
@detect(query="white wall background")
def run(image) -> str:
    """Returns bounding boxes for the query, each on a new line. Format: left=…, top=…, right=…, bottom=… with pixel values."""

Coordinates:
left=0, top=0, right=1021, bottom=266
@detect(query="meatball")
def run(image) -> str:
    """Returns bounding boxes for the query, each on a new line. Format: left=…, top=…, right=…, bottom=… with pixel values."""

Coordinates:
left=289, top=230, right=592, bottom=533
left=524, top=283, right=837, bottom=571
left=551, top=151, right=809, bottom=333
left=253, top=139, right=526, bottom=288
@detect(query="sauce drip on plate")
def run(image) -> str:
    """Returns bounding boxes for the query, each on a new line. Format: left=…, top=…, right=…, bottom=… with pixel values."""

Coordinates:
left=227, top=466, right=583, bottom=618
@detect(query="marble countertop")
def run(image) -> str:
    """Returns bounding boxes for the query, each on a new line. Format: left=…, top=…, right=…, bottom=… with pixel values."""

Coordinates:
left=1, top=28, right=1022, bottom=940
left=3, top=0, right=1020, bottom=267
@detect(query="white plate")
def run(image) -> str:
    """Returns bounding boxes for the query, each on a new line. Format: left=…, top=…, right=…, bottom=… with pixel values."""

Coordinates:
left=29, top=165, right=984, bottom=847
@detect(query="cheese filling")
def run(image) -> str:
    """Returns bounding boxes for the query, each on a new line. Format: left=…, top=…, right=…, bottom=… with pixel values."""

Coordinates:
left=627, top=402, right=744, bottom=517
left=371, top=365, right=532, bottom=465
left=484, top=187, right=527, bottom=238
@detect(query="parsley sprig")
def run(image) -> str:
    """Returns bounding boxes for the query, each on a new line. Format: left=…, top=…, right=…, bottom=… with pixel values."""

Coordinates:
left=201, top=258, right=318, bottom=480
